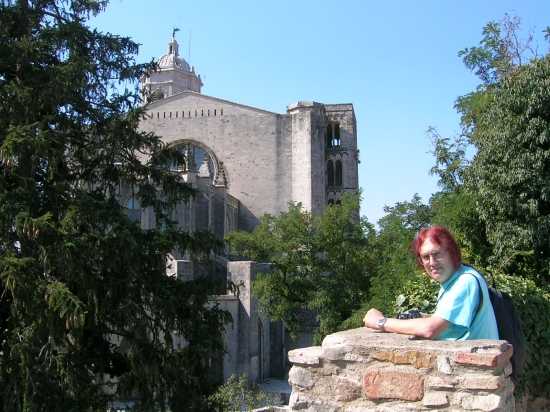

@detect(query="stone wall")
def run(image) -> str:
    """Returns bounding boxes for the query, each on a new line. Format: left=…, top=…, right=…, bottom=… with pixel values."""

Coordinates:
left=286, top=328, right=515, bottom=411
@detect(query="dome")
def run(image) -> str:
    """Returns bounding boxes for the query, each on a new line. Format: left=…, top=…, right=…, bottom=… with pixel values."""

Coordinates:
left=157, top=37, right=191, bottom=72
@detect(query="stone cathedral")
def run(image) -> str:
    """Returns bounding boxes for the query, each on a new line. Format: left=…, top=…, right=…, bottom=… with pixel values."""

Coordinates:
left=134, top=34, right=359, bottom=384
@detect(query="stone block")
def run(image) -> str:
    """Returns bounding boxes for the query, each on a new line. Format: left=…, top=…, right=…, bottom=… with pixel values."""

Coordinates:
left=425, top=375, right=458, bottom=389
left=333, top=377, right=361, bottom=402
left=460, top=393, right=503, bottom=411
left=454, top=345, right=513, bottom=369
left=437, top=355, right=453, bottom=374
left=459, top=374, right=503, bottom=390
left=288, top=391, right=309, bottom=410
left=288, top=347, right=321, bottom=366
left=363, top=370, right=424, bottom=401
left=372, top=350, right=435, bottom=369
left=423, top=390, right=449, bottom=407
left=320, top=344, right=353, bottom=361
left=288, top=366, right=315, bottom=389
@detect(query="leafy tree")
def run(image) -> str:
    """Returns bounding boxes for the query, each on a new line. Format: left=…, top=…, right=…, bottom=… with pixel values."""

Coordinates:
left=426, top=129, right=492, bottom=266
left=340, top=194, right=434, bottom=329
left=226, top=194, right=373, bottom=343
left=0, top=1, right=227, bottom=411
left=453, top=16, right=550, bottom=281
left=465, top=56, right=550, bottom=281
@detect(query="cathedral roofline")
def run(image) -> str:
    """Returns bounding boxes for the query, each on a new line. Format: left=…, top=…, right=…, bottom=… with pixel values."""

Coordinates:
left=144, top=90, right=282, bottom=116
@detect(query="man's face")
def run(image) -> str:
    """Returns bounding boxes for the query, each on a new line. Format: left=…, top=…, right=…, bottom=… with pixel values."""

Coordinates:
left=419, top=238, right=455, bottom=284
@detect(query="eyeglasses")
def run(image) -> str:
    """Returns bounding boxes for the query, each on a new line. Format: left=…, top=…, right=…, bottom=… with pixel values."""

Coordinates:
left=420, top=251, right=445, bottom=264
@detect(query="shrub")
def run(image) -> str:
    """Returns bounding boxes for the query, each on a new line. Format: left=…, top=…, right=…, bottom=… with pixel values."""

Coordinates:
left=208, top=375, right=281, bottom=411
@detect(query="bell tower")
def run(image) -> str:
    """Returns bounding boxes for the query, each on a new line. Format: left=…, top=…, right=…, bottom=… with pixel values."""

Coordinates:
left=142, top=31, right=203, bottom=101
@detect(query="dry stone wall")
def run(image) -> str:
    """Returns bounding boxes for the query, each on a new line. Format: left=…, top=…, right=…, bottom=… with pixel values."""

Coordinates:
left=286, top=328, right=515, bottom=411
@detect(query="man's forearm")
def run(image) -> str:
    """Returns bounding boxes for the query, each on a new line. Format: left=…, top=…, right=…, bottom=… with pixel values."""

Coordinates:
left=383, top=316, right=448, bottom=339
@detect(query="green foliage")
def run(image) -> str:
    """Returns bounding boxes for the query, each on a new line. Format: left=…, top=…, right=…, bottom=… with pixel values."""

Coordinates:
left=0, top=1, right=227, bottom=411
left=480, top=270, right=550, bottom=397
left=464, top=56, right=550, bottom=282
left=227, top=194, right=373, bottom=343
left=458, top=15, right=537, bottom=85
left=427, top=128, right=468, bottom=193
left=208, top=375, right=281, bottom=411
left=365, top=195, right=432, bottom=313
left=340, top=195, right=433, bottom=330
left=346, top=15, right=550, bottom=400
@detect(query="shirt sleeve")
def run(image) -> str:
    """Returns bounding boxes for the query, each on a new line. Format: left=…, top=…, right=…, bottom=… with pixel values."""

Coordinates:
left=434, top=274, right=481, bottom=329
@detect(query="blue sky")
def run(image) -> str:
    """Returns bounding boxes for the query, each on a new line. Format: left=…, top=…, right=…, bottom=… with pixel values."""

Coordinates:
left=92, top=1, right=549, bottom=225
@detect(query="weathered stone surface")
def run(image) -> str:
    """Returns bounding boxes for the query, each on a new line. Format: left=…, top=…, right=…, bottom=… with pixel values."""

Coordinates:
left=503, top=363, right=513, bottom=377
left=423, top=390, right=449, bottom=407
left=288, top=391, right=309, bottom=410
left=437, top=355, right=453, bottom=374
left=288, top=366, right=314, bottom=389
left=284, top=329, right=516, bottom=412
left=454, top=345, right=513, bottom=369
left=425, top=375, right=458, bottom=389
left=372, top=350, right=436, bottom=369
left=320, top=344, right=354, bottom=361
left=363, top=370, right=424, bottom=401
left=459, top=374, right=503, bottom=390
left=460, top=393, right=503, bottom=411
left=333, top=376, right=361, bottom=402
left=288, top=346, right=322, bottom=366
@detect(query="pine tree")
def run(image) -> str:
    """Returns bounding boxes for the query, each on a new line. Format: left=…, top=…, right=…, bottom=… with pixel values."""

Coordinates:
left=0, top=1, right=227, bottom=410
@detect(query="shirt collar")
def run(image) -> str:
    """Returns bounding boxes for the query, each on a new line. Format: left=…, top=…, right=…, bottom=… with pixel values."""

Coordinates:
left=440, top=264, right=463, bottom=289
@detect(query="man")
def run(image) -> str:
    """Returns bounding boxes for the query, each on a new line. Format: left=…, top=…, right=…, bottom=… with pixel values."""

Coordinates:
left=363, top=226, right=499, bottom=340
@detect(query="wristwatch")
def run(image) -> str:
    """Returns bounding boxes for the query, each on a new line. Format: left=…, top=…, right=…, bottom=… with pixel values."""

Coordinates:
left=376, top=317, right=387, bottom=331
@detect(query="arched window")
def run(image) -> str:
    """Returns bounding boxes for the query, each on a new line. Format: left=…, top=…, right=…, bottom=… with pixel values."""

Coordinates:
left=333, top=123, right=341, bottom=146
left=327, top=160, right=334, bottom=187
left=335, top=160, right=342, bottom=187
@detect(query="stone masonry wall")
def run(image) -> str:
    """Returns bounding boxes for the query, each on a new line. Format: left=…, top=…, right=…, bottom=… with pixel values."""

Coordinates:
left=286, top=328, right=515, bottom=411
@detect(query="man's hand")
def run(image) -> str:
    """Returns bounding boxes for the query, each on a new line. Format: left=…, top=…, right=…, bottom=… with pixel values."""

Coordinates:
left=363, top=308, right=384, bottom=330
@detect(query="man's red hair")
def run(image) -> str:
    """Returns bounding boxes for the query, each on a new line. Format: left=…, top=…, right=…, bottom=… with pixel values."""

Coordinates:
left=412, top=226, right=461, bottom=269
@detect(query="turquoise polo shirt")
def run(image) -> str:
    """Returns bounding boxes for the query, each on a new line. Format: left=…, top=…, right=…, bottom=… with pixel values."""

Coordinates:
left=434, top=265, right=499, bottom=340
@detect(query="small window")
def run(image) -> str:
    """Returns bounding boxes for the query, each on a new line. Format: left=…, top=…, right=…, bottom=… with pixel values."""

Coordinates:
left=333, top=123, right=341, bottom=146
left=214, top=109, right=217, bottom=116
left=327, top=160, right=334, bottom=187
left=335, top=160, right=343, bottom=187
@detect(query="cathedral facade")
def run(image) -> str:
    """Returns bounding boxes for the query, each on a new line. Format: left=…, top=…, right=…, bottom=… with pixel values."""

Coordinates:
left=136, top=35, right=359, bottom=383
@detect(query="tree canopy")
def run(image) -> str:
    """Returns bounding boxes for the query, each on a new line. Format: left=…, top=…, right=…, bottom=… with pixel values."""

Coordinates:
left=0, top=1, right=227, bottom=411
left=226, top=194, right=373, bottom=342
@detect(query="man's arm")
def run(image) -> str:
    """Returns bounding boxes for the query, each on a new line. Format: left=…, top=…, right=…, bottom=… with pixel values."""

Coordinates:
left=363, top=308, right=449, bottom=339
